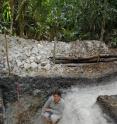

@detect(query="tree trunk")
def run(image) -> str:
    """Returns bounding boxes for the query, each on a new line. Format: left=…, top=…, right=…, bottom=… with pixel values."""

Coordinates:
left=19, top=12, right=25, bottom=37
left=100, top=16, right=105, bottom=41
left=0, top=0, right=3, bottom=20
left=15, top=0, right=27, bottom=37
left=9, top=0, right=15, bottom=35
left=100, top=0, right=107, bottom=41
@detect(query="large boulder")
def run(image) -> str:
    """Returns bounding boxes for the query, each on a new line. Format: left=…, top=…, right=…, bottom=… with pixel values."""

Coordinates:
left=97, top=95, right=117, bottom=122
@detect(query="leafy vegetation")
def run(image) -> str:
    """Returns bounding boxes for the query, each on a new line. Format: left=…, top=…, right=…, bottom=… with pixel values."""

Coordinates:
left=0, top=0, right=117, bottom=46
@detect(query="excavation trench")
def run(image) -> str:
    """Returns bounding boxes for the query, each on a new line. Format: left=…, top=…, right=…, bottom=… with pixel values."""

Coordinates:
left=0, top=72, right=117, bottom=124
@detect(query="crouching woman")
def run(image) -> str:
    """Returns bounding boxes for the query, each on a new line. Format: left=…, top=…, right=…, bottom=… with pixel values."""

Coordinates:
left=41, top=89, right=64, bottom=124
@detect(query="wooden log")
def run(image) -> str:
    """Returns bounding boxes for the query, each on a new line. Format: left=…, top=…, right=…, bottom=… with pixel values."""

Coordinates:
left=49, top=54, right=117, bottom=64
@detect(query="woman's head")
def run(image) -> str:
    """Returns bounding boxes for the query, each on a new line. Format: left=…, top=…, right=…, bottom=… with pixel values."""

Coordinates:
left=52, top=89, right=61, bottom=103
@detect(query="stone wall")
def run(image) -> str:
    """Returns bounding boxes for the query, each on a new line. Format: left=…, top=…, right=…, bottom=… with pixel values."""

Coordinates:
left=0, top=34, right=112, bottom=77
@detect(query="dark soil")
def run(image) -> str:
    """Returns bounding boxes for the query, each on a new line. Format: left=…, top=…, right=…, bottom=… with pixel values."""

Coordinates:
left=0, top=71, right=117, bottom=104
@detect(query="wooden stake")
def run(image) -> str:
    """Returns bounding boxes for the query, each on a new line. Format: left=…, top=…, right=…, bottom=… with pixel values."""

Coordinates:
left=4, top=31, right=11, bottom=76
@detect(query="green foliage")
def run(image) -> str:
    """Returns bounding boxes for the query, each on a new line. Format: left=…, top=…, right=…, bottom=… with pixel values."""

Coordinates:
left=0, top=0, right=117, bottom=46
left=112, top=37, right=117, bottom=47
left=2, top=1, right=11, bottom=23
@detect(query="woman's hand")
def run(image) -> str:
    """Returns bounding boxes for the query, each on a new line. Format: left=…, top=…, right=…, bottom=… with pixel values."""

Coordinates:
left=45, top=108, right=51, bottom=112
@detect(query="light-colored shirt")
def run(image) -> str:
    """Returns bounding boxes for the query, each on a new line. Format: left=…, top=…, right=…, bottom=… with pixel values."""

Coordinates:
left=42, top=96, right=64, bottom=116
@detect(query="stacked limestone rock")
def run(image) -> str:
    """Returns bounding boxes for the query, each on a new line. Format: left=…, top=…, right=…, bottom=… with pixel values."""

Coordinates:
left=0, top=34, right=109, bottom=77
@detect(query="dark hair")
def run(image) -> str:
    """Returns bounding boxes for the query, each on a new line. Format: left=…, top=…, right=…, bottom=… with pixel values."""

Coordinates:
left=52, top=89, right=61, bottom=97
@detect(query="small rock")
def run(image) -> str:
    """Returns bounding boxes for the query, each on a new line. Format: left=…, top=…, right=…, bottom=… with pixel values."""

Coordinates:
left=33, top=89, right=41, bottom=96
left=17, top=61, right=22, bottom=67
left=30, top=56, right=35, bottom=63
left=31, top=62, right=38, bottom=69
left=24, top=63, right=31, bottom=69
